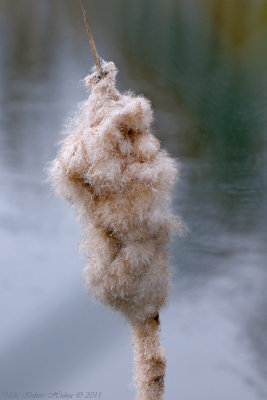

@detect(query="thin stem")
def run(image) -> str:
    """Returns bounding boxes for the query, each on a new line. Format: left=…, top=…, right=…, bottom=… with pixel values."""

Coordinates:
left=79, top=0, right=102, bottom=73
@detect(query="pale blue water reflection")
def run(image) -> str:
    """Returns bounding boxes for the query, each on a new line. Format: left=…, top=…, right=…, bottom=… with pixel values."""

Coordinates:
left=0, top=1, right=266, bottom=399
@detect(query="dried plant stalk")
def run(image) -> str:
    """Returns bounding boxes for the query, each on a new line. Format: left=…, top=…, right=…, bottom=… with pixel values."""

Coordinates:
left=131, top=315, right=166, bottom=400
left=48, top=61, right=181, bottom=400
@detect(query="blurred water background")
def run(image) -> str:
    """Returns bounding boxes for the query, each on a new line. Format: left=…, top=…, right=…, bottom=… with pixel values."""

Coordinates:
left=0, top=0, right=266, bottom=399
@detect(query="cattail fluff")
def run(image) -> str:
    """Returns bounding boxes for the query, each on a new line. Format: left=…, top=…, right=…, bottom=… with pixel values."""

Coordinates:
left=48, top=61, right=181, bottom=400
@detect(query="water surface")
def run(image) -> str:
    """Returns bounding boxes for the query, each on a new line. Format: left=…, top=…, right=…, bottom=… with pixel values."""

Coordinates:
left=0, top=1, right=266, bottom=399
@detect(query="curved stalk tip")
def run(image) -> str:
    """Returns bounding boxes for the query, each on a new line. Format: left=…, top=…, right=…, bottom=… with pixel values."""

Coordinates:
left=79, top=0, right=102, bottom=73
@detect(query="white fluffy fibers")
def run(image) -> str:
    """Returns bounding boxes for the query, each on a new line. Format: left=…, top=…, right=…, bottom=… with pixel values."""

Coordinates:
left=48, top=61, right=181, bottom=400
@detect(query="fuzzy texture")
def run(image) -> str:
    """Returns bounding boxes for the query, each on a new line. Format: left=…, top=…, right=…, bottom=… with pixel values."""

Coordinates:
left=131, top=315, right=167, bottom=400
left=48, top=61, right=181, bottom=400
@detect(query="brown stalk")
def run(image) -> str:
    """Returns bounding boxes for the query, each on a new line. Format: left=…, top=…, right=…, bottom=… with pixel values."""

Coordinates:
left=79, top=0, right=102, bottom=73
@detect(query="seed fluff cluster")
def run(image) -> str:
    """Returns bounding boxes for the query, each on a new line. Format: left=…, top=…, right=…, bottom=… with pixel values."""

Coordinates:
left=48, top=61, right=181, bottom=400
